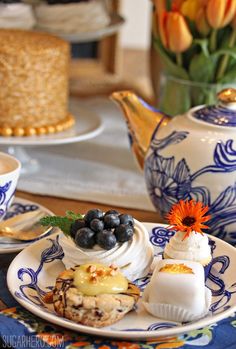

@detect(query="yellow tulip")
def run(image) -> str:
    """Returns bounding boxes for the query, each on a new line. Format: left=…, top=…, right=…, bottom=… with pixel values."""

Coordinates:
left=160, top=12, right=193, bottom=53
left=172, top=0, right=207, bottom=18
left=196, top=7, right=211, bottom=36
left=207, top=0, right=236, bottom=29
left=181, top=0, right=201, bottom=21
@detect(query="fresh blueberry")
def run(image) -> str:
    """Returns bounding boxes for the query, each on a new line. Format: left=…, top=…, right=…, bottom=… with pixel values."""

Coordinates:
left=119, top=214, right=134, bottom=226
left=114, top=224, right=134, bottom=242
left=84, top=209, right=103, bottom=224
left=90, top=218, right=104, bottom=233
left=104, top=214, right=120, bottom=229
left=96, top=230, right=117, bottom=250
left=75, top=227, right=96, bottom=249
left=70, top=219, right=85, bottom=239
left=104, top=209, right=119, bottom=216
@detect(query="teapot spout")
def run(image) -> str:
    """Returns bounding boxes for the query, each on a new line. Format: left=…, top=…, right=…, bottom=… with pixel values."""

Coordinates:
left=111, top=91, right=171, bottom=169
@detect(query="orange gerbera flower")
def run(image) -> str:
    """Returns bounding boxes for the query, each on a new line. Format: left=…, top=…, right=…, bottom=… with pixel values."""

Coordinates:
left=166, top=200, right=211, bottom=239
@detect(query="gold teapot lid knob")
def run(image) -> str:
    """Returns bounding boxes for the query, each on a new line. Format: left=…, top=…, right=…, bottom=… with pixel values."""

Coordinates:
left=217, top=88, right=236, bottom=105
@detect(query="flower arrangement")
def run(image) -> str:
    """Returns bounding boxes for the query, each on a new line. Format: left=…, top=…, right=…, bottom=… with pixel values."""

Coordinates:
left=152, top=0, right=236, bottom=115
left=166, top=199, right=211, bottom=239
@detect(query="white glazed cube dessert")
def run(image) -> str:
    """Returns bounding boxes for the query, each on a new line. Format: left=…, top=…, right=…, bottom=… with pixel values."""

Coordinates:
left=143, top=259, right=212, bottom=322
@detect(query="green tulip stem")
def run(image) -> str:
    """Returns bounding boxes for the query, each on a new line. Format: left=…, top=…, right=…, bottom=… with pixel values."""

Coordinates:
left=210, top=29, right=217, bottom=52
left=216, top=28, right=236, bottom=81
left=176, top=53, right=183, bottom=67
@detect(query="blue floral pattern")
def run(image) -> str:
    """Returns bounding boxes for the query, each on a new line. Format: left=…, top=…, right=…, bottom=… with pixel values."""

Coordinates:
left=145, top=131, right=236, bottom=245
left=4, top=202, right=39, bottom=220
left=0, top=181, right=12, bottom=217
left=15, top=236, right=64, bottom=307
left=193, top=105, right=236, bottom=127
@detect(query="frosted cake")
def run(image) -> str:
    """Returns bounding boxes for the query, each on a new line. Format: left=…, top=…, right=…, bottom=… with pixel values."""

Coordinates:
left=0, top=29, right=74, bottom=136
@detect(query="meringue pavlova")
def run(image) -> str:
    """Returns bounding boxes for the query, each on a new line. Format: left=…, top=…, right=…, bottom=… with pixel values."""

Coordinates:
left=40, top=209, right=154, bottom=281
left=164, top=200, right=212, bottom=267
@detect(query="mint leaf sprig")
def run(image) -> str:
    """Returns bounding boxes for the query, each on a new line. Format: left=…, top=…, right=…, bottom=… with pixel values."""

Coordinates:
left=40, top=211, right=83, bottom=236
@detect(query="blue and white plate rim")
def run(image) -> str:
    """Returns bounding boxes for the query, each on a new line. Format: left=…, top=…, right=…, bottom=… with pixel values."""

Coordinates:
left=0, top=196, right=55, bottom=254
left=6, top=223, right=236, bottom=340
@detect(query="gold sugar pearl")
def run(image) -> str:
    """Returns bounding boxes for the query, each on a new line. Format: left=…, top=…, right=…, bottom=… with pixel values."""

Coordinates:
left=63, top=122, right=70, bottom=130
left=55, top=124, right=64, bottom=133
left=46, top=125, right=56, bottom=134
left=67, top=117, right=75, bottom=127
left=1, top=127, right=13, bottom=136
left=13, top=127, right=25, bottom=137
left=25, top=127, right=37, bottom=136
left=37, top=127, right=47, bottom=135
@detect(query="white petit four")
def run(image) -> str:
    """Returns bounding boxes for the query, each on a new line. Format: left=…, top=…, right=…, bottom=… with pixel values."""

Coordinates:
left=143, top=259, right=211, bottom=322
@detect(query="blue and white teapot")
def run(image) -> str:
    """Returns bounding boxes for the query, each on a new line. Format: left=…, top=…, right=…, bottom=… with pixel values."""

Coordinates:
left=111, top=88, right=236, bottom=245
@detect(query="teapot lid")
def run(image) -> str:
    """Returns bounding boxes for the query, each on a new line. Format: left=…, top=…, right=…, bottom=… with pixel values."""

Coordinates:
left=192, top=88, right=236, bottom=127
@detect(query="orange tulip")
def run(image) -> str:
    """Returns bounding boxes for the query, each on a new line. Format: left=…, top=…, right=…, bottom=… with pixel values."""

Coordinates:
left=154, top=0, right=166, bottom=15
left=196, top=7, right=211, bottom=36
left=154, top=0, right=193, bottom=53
left=159, top=11, right=193, bottom=53
left=232, top=11, right=236, bottom=28
left=154, top=0, right=167, bottom=46
left=207, top=0, right=236, bottom=29
left=172, top=0, right=185, bottom=11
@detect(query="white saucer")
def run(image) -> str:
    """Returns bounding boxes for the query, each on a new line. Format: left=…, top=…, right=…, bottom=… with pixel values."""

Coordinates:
left=36, top=14, right=125, bottom=43
left=0, top=98, right=103, bottom=146
left=0, top=197, right=55, bottom=254
left=7, top=223, right=236, bottom=340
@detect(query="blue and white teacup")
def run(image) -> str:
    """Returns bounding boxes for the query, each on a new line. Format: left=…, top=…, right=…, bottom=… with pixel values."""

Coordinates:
left=0, top=152, right=21, bottom=220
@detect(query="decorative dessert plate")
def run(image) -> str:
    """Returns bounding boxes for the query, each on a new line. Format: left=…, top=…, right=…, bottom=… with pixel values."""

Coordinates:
left=7, top=223, right=236, bottom=340
left=36, top=14, right=125, bottom=43
left=0, top=197, right=55, bottom=254
left=0, top=100, right=103, bottom=146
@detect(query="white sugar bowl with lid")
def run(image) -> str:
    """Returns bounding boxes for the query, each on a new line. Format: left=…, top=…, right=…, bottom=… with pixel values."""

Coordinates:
left=111, top=88, right=236, bottom=245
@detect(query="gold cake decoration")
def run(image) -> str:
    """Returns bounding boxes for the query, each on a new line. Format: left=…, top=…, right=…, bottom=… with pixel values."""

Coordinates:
left=0, top=114, right=75, bottom=137
left=160, top=263, right=194, bottom=274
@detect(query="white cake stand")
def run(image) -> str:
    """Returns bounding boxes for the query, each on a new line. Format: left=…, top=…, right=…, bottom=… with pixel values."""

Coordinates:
left=35, top=14, right=125, bottom=43
left=0, top=99, right=104, bottom=175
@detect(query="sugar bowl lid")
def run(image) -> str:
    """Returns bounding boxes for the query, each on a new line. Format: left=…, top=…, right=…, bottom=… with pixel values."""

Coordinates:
left=192, top=88, right=236, bottom=127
